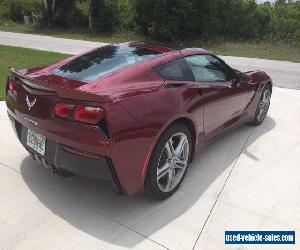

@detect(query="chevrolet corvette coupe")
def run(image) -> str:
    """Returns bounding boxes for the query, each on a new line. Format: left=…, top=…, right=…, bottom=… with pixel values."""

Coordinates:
left=5, top=43, right=272, bottom=199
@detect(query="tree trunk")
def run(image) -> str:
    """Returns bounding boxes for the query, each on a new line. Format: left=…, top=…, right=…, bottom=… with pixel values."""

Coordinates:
left=43, top=0, right=56, bottom=25
left=42, top=0, right=48, bottom=10
left=51, top=0, right=56, bottom=14
left=88, top=0, right=93, bottom=31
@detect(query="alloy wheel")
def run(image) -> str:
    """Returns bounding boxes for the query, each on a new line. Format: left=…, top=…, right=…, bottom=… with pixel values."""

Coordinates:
left=257, top=89, right=271, bottom=122
left=156, top=132, right=189, bottom=192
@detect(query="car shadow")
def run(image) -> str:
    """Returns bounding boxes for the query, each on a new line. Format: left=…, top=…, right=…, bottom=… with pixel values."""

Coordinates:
left=20, top=117, right=276, bottom=248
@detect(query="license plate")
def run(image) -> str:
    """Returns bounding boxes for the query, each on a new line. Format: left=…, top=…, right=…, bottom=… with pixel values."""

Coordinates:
left=26, top=129, right=46, bottom=155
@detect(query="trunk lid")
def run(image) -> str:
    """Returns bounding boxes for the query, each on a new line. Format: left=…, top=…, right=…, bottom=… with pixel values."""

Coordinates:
left=6, top=68, right=111, bottom=122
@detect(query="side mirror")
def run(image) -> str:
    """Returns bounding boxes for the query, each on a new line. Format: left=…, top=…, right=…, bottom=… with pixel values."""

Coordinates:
left=239, top=73, right=249, bottom=82
left=232, top=72, right=249, bottom=88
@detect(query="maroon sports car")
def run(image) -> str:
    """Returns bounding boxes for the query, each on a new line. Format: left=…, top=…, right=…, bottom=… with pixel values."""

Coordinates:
left=5, top=43, right=272, bottom=199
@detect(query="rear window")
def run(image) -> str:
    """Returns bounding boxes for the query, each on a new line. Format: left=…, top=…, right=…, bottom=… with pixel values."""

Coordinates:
left=53, top=45, right=164, bottom=83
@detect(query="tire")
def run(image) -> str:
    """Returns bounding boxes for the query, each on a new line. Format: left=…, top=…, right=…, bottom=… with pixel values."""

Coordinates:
left=252, top=84, right=272, bottom=126
left=145, top=123, right=192, bottom=199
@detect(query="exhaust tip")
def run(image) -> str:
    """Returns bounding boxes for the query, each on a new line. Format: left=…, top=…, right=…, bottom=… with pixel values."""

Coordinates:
left=30, top=152, right=59, bottom=175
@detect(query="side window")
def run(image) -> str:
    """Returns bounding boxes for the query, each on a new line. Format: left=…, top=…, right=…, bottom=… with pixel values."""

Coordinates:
left=185, top=55, right=231, bottom=82
left=155, top=58, right=194, bottom=81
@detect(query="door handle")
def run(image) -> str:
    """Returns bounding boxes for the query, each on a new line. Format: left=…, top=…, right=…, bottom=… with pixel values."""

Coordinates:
left=233, top=79, right=241, bottom=88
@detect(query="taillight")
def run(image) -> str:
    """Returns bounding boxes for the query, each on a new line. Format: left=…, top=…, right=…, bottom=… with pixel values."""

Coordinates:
left=74, top=106, right=104, bottom=124
left=8, top=80, right=18, bottom=97
left=54, top=103, right=104, bottom=125
left=54, top=103, right=74, bottom=118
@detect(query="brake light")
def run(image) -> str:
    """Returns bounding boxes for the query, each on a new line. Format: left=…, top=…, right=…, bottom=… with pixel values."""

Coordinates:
left=54, top=103, right=104, bottom=124
left=74, top=106, right=104, bottom=124
left=54, top=103, right=74, bottom=118
left=8, top=80, right=17, bottom=96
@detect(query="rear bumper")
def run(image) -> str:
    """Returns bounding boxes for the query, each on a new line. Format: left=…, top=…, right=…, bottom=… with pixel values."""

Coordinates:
left=8, top=113, right=122, bottom=194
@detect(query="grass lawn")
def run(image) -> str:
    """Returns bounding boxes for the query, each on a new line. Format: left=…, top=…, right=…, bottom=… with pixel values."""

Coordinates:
left=1, top=21, right=300, bottom=63
left=0, top=45, right=68, bottom=101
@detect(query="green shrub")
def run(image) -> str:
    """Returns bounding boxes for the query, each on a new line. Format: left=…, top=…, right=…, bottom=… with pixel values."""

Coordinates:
left=75, top=0, right=89, bottom=27
left=90, top=0, right=119, bottom=33
left=134, top=0, right=195, bottom=41
left=293, top=29, right=300, bottom=42
left=1, top=0, right=300, bottom=43
left=0, top=0, right=9, bottom=20
left=1, top=0, right=42, bottom=23
left=118, top=0, right=135, bottom=31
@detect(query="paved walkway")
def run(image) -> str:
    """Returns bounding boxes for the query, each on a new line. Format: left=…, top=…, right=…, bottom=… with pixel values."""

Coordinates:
left=0, top=31, right=299, bottom=89
left=0, top=31, right=107, bottom=55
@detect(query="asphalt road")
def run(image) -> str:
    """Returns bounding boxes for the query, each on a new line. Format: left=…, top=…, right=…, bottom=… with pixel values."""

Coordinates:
left=221, top=56, right=300, bottom=90
left=0, top=31, right=299, bottom=90
left=0, top=31, right=299, bottom=249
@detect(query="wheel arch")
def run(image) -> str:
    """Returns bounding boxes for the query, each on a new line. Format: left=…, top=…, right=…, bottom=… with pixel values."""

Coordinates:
left=142, top=115, right=198, bottom=183
left=168, top=117, right=197, bottom=161
left=265, top=80, right=273, bottom=92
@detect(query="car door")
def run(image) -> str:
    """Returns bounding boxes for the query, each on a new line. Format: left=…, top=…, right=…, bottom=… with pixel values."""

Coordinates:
left=184, top=54, right=251, bottom=141
left=155, top=57, right=205, bottom=140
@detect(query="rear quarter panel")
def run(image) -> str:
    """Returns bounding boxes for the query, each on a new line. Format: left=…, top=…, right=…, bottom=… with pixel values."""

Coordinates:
left=108, top=86, right=204, bottom=194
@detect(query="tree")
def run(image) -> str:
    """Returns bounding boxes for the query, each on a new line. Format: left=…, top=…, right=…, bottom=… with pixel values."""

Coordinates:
left=41, top=0, right=76, bottom=27
left=89, top=0, right=119, bottom=32
left=42, top=0, right=55, bottom=24
left=275, top=0, right=286, bottom=5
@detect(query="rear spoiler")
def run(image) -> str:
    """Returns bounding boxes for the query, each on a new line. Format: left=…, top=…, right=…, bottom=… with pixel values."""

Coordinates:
left=8, top=68, right=112, bottom=103
left=9, top=67, right=55, bottom=92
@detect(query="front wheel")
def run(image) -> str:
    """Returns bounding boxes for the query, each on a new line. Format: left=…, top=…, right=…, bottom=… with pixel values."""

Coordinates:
left=145, top=123, right=192, bottom=199
left=252, top=85, right=272, bottom=126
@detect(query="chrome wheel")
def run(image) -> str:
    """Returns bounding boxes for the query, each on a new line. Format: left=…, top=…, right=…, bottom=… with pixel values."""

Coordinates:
left=156, top=132, right=189, bottom=192
left=257, top=89, right=271, bottom=122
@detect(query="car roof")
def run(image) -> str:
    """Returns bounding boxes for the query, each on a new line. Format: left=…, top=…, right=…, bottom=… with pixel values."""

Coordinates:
left=127, top=42, right=211, bottom=56
left=180, top=47, right=211, bottom=56
left=70, top=43, right=213, bottom=86
left=123, top=41, right=174, bottom=53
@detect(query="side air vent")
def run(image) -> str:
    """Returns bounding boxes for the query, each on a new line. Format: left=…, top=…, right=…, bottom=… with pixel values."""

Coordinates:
left=98, top=119, right=111, bottom=140
left=165, top=83, right=188, bottom=89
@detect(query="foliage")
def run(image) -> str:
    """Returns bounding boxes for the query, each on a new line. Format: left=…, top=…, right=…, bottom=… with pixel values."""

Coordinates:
left=75, top=0, right=89, bottom=27
left=0, top=0, right=300, bottom=42
left=90, top=0, right=119, bottom=32
left=118, top=0, right=135, bottom=31
left=134, top=0, right=300, bottom=41
left=0, top=0, right=42, bottom=22
left=38, top=0, right=77, bottom=27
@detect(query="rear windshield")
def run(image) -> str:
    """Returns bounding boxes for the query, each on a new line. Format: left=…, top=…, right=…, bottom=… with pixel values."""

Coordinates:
left=53, top=45, right=164, bottom=83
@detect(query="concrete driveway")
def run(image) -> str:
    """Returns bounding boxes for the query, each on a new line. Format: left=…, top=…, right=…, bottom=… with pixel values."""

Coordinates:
left=0, top=31, right=300, bottom=249
left=0, top=86, right=299, bottom=250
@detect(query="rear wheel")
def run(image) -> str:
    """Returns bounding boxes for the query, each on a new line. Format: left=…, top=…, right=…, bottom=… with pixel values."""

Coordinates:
left=145, top=123, right=192, bottom=199
left=252, top=84, right=272, bottom=126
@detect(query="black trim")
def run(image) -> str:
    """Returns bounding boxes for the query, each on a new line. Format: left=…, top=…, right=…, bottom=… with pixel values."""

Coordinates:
left=164, top=82, right=188, bottom=89
left=106, top=158, right=122, bottom=195
left=8, top=116, right=122, bottom=194
left=98, top=119, right=111, bottom=140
